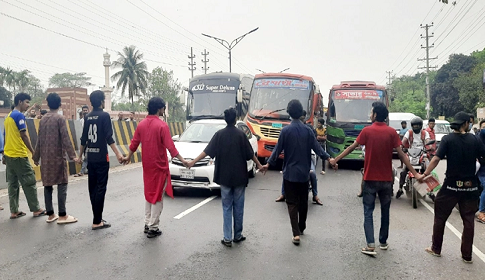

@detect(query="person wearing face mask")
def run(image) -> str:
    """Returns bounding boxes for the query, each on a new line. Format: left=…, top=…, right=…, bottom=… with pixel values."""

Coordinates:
left=475, top=120, right=485, bottom=224
left=468, top=115, right=475, bottom=134
left=396, top=117, right=430, bottom=199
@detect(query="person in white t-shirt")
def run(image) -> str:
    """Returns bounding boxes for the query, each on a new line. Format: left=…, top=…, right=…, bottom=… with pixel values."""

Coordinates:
left=396, top=117, right=430, bottom=198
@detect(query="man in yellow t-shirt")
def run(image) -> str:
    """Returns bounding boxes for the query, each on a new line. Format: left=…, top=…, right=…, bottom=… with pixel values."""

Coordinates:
left=4, top=93, right=45, bottom=219
left=315, top=118, right=327, bottom=175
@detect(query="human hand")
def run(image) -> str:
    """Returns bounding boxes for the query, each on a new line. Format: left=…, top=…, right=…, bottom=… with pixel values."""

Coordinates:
left=186, top=160, right=195, bottom=169
left=34, top=103, right=41, bottom=109
left=73, top=157, right=79, bottom=163
left=117, top=154, right=124, bottom=164
left=34, top=161, right=39, bottom=166
left=76, top=156, right=83, bottom=164
left=258, top=164, right=269, bottom=175
left=2, top=156, right=5, bottom=165
left=416, top=173, right=425, bottom=182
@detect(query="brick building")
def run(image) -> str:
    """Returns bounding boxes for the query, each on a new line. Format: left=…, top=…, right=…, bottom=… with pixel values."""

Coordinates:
left=43, top=87, right=91, bottom=120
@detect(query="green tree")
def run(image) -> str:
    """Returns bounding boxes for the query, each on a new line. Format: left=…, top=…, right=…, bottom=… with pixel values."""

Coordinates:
left=48, top=72, right=91, bottom=88
left=0, top=86, right=12, bottom=108
left=389, top=73, right=428, bottom=118
left=111, top=46, right=149, bottom=110
left=147, top=67, right=185, bottom=122
left=15, top=70, right=31, bottom=92
left=112, top=100, right=146, bottom=112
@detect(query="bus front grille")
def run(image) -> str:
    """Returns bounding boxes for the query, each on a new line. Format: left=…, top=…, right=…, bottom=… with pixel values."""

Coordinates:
left=260, top=127, right=281, bottom=138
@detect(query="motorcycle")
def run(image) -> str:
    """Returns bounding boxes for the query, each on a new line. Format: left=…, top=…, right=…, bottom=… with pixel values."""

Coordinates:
left=402, top=140, right=436, bottom=209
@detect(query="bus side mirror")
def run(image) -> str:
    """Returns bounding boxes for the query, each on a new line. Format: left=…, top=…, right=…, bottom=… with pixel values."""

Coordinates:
left=237, top=89, right=243, bottom=103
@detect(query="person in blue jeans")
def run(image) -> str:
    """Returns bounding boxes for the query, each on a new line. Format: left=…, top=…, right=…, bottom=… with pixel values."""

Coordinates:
left=188, top=108, right=264, bottom=247
left=333, top=102, right=418, bottom=256
left=476, top=120, right=485, bottom=224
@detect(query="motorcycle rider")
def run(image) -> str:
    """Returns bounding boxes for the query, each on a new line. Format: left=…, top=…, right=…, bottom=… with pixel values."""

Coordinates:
left=396, top=117, right=430, bottom=199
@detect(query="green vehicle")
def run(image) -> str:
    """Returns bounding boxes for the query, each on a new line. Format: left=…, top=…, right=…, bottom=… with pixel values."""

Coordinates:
left=326, top=81, right=389, bottom=160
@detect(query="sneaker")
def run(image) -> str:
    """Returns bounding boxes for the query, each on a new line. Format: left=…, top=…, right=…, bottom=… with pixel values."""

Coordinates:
left=425, top=247, right=441, bottom=257
left=233, top=236, right=246, bottom=243
left=144, top=225, right=149, bottom=233
left=147, top=228, right=162, bottom=238
left=462, top=257, right=473, bottom=264
left=221, top=239, right=232, bottom=247
left=379, top=243, right=389, bottom=250
left=396, top=189, right=403, bottom=199
left=320, top=171, right=326, bottom=175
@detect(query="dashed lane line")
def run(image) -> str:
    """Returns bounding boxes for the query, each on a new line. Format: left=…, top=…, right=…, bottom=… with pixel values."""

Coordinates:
left=173, top=196, right=217, bottom=220
left=394, top=176, right=485, bottom=264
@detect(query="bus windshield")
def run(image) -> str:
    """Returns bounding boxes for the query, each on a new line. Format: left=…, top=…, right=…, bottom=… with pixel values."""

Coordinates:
left=188, top=78, right=240, bottom=117
left=248, top=78, right=312, bottom=119
left=328, top=90, right=385, bottom=123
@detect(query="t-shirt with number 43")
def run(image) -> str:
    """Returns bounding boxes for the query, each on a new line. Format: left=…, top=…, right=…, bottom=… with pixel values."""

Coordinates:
left=80, top=108, right=115, bottom=162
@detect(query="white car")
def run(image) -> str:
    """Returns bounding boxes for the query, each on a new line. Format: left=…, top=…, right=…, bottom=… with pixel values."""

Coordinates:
left=169, top=119, right=258, bottom=190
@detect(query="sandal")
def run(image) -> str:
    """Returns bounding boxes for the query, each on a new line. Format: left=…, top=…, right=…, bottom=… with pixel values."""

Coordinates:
left=46, top=215, right=59, bottom=223
left=425, top=247, right=441, bottom=257
left=57, top=215, right=78, bottom=224
left=361, top=247, right=377, bottom=256
left=292, top=237, right=300, bottom=245
left=74, top=173, right=84, bottom=177
left=313, top=197, right=323, bottom=205
left=33, top=210, right=47, bottom=217
left=476, top=212, right=485, bottom=224
left=10, top=211, right=26, bottom=219
left=0, top=206, right=4, bottom=210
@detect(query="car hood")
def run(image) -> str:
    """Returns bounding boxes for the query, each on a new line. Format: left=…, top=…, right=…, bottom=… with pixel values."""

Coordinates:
left=173, top=142, right=209, bottom=159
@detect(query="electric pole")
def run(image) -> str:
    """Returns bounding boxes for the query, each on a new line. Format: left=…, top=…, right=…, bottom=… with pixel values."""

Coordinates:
left=188, top=47, right=196, bottom=78
left=418, top=23, right=437, bottom=120
left=386, top=70, right=393, bottom=87
left=201, top=49, right=209, bottom=74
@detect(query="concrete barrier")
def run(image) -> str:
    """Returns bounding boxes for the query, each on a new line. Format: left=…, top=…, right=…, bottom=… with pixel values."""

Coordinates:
left=0, top=118, right=184, bottom=189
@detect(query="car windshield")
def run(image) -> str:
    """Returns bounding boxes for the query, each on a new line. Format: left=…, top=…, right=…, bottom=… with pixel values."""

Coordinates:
left=328, top=90, right=385, bottom=123
left=248, top=78, right=312, bottom=119
left=434, top=123, right=451, bottom=134
left=178, top=123, right=226, bottom=143
left=389, top=120, right=406, bottom=131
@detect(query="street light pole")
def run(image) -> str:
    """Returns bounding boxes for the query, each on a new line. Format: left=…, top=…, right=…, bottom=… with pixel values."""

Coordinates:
left=202, top=27, right=259, bottom=73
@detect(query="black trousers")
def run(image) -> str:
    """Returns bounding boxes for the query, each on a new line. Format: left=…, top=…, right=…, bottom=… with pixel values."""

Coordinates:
left=284, top=179, right=309, bottom=237
left=432, top=190, right=478, bottom=261
left=88, top=162, right=110, bottom=224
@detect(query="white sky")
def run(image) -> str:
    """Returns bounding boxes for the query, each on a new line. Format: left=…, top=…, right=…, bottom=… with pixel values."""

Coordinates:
left=1, top=0, right=484, bottom=105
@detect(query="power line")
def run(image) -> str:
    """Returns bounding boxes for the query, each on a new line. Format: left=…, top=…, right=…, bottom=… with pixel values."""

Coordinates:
left=417, top=24, right=438, bottom=119
left=188, top=47, right=196, bottom=78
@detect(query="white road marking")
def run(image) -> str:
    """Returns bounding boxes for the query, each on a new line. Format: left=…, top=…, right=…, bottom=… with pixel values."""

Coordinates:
left=394, top=176, right=485, bottom=264
left=173, top=196, right=217, bottom=220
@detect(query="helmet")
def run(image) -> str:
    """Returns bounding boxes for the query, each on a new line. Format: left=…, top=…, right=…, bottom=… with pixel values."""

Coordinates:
left=410, top=117, right=423, bottom=134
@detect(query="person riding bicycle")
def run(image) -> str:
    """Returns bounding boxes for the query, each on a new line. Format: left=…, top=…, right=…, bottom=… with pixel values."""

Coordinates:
left=396, top=117, right=430, bottom=198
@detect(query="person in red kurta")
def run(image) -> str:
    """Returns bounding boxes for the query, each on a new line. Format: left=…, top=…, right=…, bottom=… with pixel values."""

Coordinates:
left=123, top=97, right=188, bottom=238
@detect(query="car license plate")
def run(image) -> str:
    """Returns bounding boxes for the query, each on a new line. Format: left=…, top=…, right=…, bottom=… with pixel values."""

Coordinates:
left=180, top=169, right=195, bottom=179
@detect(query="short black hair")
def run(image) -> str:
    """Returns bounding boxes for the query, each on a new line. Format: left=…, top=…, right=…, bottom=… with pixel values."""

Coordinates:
left=401, top=121, right=407, bottom=125
left=371, top=102, right=388, bottom=122
left=301, top=110, right=307, bottom=118
left=147, top=97, right=165, bottom=115
left=82, top=105, right=89, bottom=110
left=14, top=92, right=31, bottom=106
left=40, top=110, right=47, bottom=115
left=470, top=114, right=475, bottom=123
left=318, top=118, right=325, bottom=125
left=287, top=99, right=303, bottom=119
left=89, top=90, right=105, bottom=108
left=46, top=92, right=61, bottom=110
left=479, top=120, right=485, bottom=128
left=429, top=118, right=436, bottom=123
left=224, top=107, right=237, bottom=125
left=11, top=105, right=15, bottom=110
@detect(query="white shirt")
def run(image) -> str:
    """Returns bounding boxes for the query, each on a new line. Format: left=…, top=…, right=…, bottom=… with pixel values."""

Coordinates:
left=403, top=130, right=430, bottom=149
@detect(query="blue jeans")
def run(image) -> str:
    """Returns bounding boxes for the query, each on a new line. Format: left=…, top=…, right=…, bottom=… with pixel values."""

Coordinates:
left=81, top=153, right=88, bottom=174
left=281, top=161, right=317, bottom=197
left=362, top=181, right=392, bottom=247
left=220, top=185, right=246, bottom=242
left=479, top=176, right=485, bottom=213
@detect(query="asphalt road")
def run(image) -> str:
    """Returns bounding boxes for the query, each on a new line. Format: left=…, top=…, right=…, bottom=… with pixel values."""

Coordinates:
left=0, top=160, right=484, bottom=280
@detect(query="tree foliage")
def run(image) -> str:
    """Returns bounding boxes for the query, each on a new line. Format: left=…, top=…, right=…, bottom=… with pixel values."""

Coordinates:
left=111, top=46, right=149, bottom=110
left=389, top=73, right=428, bottom=119
left=49, top=72, right=91, bottom=88
left=0, top=66, right=44, bottom=107
left=146, top=67, right=185, bottom=122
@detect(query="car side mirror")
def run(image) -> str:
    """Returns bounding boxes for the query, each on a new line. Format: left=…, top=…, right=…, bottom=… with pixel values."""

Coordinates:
left=172, top=135, right=180, bottom=141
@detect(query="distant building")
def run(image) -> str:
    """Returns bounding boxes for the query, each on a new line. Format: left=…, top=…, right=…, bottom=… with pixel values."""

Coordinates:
left=43, top=87, right=91, bottom=120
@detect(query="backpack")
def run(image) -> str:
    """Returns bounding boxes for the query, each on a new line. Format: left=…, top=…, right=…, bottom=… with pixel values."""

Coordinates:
left=403, top=129, right=426, bottom=148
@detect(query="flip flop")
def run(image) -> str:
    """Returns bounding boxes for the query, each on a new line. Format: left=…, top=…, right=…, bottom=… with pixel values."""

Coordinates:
left=46, top=215, right=59, bottom=223
left=0, top=206, right=4, bottom=210
left=361, top=247, right=377, bottom=256
left=57, top=215, right=78, bottom=224
left=425, top=247, right=441, bottom=257
left=73, top=173, right=84, bottom=177
left=92, top=220, right=111, bottom=230
left=10, top=211, right=26, bottom=219
left=292, top=237, right=300, bottom=245
left=33, top=210, right=47, bottom=217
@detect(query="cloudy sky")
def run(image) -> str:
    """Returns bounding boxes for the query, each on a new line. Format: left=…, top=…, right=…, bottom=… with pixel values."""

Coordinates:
left=1, top=0, right=484, bottom=104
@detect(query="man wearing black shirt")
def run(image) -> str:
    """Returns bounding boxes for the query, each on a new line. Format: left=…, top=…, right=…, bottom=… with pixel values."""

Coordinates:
left=418, top=111, right=485, bottom=263
left=79, top=90, right=123, bottom=230
left=188, top=108, right=264, bottom=247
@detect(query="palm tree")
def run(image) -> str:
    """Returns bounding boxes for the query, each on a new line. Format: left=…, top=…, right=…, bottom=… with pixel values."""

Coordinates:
left=15, top=70, right=31, bottom=92
left=111, top=46, right=149, bottom=110
left=3, top=67, right=16, bottom=91
left=0, top=66, right=5, bottom=87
